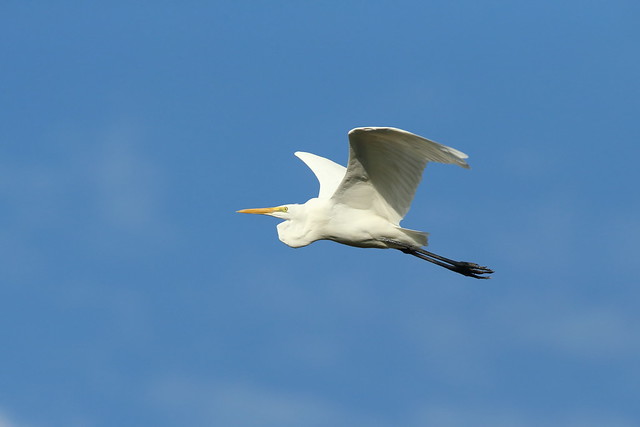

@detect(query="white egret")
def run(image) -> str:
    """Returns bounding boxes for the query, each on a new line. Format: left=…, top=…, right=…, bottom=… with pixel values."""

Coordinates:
left=238, top=127, right=493, bottom=279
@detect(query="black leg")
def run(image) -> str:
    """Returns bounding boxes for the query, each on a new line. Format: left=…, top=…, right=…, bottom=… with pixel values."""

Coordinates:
left=403, top=247, right=493, bottom=279
left=382, top=239, right=493, bottom=279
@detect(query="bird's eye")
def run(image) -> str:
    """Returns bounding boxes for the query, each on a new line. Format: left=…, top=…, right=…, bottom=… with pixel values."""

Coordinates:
left=282, top=206, right=288, bottom=212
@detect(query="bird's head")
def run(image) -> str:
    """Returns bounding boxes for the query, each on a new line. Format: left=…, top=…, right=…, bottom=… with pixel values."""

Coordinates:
left=237, top=203, right=312, bottom=248
left=236, top=204, right=294, bottom=220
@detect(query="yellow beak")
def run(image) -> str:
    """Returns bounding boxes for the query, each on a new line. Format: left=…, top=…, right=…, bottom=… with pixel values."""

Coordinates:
left=236, top=206, right=287, bottom=215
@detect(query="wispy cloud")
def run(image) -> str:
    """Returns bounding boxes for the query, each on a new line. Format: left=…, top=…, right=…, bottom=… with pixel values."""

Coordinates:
left=0, top=119, right=170, bottom=232
left=0, top=408, right=25, bottom=427
left=0, top=120, right=175, bottom=283
left=92, top=123, right=166, bottom=231
left=514, top=299, right=639, bottom=360
left=147, top=376, right=380, bottom=427
left=412, top=402, right=636, bottom=427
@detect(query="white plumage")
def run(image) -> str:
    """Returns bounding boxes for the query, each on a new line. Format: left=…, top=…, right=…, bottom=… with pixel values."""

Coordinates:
left=293, top=151, right=346, bottom=200
left=238, top=127, right=492, bottom=278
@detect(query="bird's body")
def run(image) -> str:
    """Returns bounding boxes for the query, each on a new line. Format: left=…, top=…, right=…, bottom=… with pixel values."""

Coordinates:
left=275, top=198, right=426, bottom=249
left=238, top=127, right=493, bottom=278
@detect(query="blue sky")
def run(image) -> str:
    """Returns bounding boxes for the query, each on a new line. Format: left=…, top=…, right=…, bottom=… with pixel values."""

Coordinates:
left=1, top=1, right=639, bottom=426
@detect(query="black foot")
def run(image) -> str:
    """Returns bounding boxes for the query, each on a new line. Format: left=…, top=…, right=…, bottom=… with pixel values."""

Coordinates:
left=445, top=260, right=494, bottom=279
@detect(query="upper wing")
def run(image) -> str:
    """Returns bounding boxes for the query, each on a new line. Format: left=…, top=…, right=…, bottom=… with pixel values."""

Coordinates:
left=294, top=151, right=347, bottom=199
left=331, top=127, right=470, bottom=224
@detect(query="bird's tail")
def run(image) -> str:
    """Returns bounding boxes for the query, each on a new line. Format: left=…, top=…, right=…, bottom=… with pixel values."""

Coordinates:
left=396, top=227, right=429, bottom=247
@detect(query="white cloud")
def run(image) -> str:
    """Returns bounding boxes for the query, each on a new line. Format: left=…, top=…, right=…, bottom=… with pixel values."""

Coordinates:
left=146, top=373, right=639, bottom=427
left=147, top=376, right=381, bottom=427
left=92, top=124, right=165, bottom=231
left=0, top=409, right=25, bottom=427
left=485, top=289, right=640, bottom=362
left=0, top=120, right=171, bottom=234
left=0, top=120, right=176, bottom=282
left=412, top=403, right=528, bottom=427
left=526, top=303, right=637, bottom=359
left=411, top=402, right=636, bottom=427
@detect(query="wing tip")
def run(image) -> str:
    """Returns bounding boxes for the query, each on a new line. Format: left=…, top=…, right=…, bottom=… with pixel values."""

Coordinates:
left=454, top=156, right=471, bottom=169
left=294, top=151, right=313, bottom=159
left=441, top=146, right=471, bottom=169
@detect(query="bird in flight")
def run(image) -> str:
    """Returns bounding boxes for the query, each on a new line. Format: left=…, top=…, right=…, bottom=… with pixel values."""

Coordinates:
left=238, top=127, right=493, bottom=279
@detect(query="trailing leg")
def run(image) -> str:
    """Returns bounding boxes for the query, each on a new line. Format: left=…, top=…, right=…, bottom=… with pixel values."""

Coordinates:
left=380, top=238, right=493, bottom=279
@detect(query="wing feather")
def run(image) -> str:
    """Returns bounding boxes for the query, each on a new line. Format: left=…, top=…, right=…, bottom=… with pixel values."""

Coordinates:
left=294, top=151, right=347, bottom=199
left=331, top=127, right=469, bottom=224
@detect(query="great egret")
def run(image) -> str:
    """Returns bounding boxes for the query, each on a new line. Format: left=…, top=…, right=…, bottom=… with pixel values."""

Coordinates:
left=238, top=127, right=493, bottom=279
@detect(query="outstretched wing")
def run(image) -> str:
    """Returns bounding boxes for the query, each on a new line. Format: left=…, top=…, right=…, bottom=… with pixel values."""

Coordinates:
left=331, top=127, right=470, bottom=224
left=294, top=151, right=347, bottom=199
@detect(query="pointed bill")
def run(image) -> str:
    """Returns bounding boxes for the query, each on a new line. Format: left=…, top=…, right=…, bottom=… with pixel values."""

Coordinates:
left=236, top=206, right=287, bottom=215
